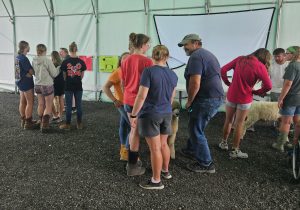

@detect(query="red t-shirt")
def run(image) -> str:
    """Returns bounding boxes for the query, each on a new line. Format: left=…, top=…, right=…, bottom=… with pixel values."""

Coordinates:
left=221, top=56, right=272, bottom=104
left=121, top=54, right=153, bottom=106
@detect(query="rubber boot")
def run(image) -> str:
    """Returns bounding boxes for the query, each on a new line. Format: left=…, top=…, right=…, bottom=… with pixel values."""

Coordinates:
left=41, top=114, right=50, bottom=133
left=126, top=150, right=145, bottom=176
left=272, top=132, right=288, bottom=152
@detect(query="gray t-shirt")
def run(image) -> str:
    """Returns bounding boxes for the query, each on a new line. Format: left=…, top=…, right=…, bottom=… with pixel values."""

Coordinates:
left=283, top=61, right=300, bottom=106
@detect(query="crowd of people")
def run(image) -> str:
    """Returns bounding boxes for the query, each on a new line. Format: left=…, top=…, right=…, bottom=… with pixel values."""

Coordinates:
left=15, top=33, right=300, bottom=190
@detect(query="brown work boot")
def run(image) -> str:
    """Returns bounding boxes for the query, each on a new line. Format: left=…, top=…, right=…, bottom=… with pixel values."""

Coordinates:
left=20, top=116, right=25, bottom=129
left=59, top=123, right=71, bottom=131
left=24, top=117, right=36, bottom=130
left=120, top=145, right=128, bottom=161
left=41, top=114, right=50, bottom=132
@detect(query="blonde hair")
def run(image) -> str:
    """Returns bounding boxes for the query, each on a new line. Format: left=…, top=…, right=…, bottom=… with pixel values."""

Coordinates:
left=36, top=44, right=47, bottom=56
left=18, top=41, right=29, bottom=54
left=69, top=42, right=78, bottom=53
left=152, top=45, right=169, bottom=62
left=51, top=51, right=62, bottom=67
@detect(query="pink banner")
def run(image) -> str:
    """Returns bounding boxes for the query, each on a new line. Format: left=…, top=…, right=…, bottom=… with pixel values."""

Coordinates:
left=79, top=56, right=93, bottom=71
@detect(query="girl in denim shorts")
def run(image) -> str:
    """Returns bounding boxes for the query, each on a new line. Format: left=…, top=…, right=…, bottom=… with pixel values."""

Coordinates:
left=273, top=46, right=300, bottom=151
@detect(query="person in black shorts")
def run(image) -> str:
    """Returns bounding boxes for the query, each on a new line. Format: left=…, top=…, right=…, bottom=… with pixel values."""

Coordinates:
left=51, top=51, right=64, bottom=122
left=130, top=45, right=178, bottom=190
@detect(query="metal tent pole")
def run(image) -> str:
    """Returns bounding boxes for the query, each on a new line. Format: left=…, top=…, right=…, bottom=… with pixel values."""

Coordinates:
left=275, top=0, right=283, bottom=48
left=92, top=0, right=99, bottom=100
left=9, top=0, right=17, bottom=93
left=49, top=0, right=55, bottom=51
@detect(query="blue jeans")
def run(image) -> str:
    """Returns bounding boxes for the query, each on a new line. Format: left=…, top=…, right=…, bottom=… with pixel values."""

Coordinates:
left=118, top=106, right=131, bottom=148
left=185, top=98, right=223, bottom=166
left=65, top=91, right=83, bottom=123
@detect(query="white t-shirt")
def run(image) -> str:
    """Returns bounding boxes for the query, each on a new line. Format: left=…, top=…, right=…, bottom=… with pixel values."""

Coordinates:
left=269, top=60, right=289, bottom=93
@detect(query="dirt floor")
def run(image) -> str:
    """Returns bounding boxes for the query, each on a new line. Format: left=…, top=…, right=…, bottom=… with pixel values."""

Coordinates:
left=0, top=92, right=300, bottom=209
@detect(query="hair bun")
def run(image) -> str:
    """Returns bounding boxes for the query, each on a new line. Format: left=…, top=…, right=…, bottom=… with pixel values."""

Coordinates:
left=129, top=33, right=136, bottom=43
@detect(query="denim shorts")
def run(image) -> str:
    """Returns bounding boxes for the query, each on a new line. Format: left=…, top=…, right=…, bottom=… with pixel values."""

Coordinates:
left=138, top=114, right=172, bottom=137
left=35, top=85, right=54, bottom=96
left=279, top=105, right=300, bottom=116
left=226, top=100, right=252, bottom=110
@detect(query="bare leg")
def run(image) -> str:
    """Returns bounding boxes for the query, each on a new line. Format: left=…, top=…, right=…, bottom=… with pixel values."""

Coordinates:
left=161, top=134, right=170, bottom=172
left=19, top=91, right=27, bottom=117
left=222, top=105, right=236, bottom=142
left=146, top=135, right=162, bottom=181
left=232, top=109, right=249, bottom=149
left=24, top=89, right=34, bottom=118
left=37, top=94, right=45, bottom=117
left=44, top=94, right=54, bottom=116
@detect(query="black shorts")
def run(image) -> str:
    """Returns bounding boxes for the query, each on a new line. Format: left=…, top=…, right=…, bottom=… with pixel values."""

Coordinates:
left=54, top=81, right=65, bottom=96
left=138, top=113, right=172, bottom=137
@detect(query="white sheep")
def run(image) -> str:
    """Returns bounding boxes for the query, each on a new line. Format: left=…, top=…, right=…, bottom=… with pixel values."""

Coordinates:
left=242, top=101, right=279, bottom=138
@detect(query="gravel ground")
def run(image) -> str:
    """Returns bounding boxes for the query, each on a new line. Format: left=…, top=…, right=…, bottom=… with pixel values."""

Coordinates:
left=0, top=92, right=300, bottom=209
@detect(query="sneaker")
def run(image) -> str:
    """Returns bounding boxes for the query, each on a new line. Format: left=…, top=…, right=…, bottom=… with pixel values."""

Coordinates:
left=139, top=179, right=164, bottom=190
left=229, top=149, right=248, bottom=159
left=52, top=117, right=60, bottom=123
left=59, top=123, right=71, bottom=131
left=218, top=141, right=229, bottom=151
left=161, top=171, right=172, bottom=179
left=186, top=162, right=216, bottom=173
left=72, top=108, right=77, bottom=114
left=180, top=148, right=195, bottom=160
left=126, top=162, right=145, bottom=176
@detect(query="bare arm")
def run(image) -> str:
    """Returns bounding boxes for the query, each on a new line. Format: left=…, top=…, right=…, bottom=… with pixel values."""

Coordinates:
left=171, top=89, right=176, bottom=104
left=103, top=80, right=122, bottom=107
left=186, top=74, right=201, bottom=109
left=278, top=79, right=293, bottom=108
left=130, top=86, right=149, bottom=128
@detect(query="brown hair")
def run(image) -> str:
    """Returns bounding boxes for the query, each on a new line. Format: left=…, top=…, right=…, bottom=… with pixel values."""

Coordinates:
left=118, top=52, right=130, bottom=67
left=251, top=48, right=271, bottom=69
left=60, top=47, right=69, bottom=55
left=18, top=40, right=29, bottom=54
left=51, top=51, right=62, bottom=67
left=69, top=42, right=78, bottom=53
left=36, top=44, right=47, bottom=56
left=152, top=45, right=169, bottom=62
left=129, top=33, right=150, bottom=49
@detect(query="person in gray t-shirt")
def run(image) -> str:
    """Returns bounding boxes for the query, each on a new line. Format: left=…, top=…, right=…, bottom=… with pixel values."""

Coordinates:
left=272, top=46, right=300, bottom=152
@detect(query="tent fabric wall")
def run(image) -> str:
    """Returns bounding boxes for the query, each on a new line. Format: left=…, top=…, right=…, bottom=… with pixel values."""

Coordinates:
left=0, top=0, right=300, bottom=100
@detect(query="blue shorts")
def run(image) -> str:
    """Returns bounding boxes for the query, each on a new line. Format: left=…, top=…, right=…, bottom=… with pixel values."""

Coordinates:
left=226, top=100, right=252, bottom=110
left=279, top=105, right=300, bottom=116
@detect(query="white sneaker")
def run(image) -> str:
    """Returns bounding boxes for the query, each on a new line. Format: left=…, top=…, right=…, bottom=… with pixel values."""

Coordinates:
left=229, top=149, right=248, bottom=159
left=218, top=141, right=229, bottom=150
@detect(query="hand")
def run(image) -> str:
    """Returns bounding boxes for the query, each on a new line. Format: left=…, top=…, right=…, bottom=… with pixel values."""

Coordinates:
left=25, top=73, right=32, bottom=78
left=185, top=101, right=192, bottom=110
left=113, top=100, right=123, bottom=108
left=130, top=117, right=137, bottom=128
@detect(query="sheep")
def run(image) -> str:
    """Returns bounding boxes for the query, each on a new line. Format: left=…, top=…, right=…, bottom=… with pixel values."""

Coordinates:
left=242, top=101, right=279, bottom=138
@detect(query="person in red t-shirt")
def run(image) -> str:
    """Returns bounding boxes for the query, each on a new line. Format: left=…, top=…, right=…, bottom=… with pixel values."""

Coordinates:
left=121, top=33, right=153, bottom=176
left=219, top=48, right=272, bottom=159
